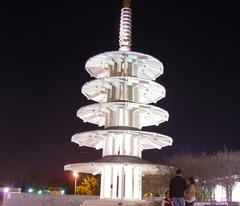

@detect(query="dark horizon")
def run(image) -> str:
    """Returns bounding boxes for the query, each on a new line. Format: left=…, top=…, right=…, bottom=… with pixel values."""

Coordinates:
left=1, top=1, right=240, bottom=181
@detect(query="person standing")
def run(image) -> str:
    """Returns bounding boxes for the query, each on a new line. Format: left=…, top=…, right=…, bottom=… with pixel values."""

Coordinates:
left=185, top=177, right=196, bottom=206
left=169, top=169, right=187, bottom=206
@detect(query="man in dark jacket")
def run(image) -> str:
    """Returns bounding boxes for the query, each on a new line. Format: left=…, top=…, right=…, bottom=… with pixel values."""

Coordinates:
left=170, top=169, right=187, bottom=206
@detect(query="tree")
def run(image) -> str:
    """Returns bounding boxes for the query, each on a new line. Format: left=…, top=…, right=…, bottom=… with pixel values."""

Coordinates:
left=142, top=166, right=175, bottom=199
left=210, top=149, right=240, bottom=202
left=76, top=175, right=100, bottom=195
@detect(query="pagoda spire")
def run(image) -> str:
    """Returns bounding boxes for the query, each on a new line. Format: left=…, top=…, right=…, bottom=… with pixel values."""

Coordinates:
left=119, top=0, right=132, bottom=51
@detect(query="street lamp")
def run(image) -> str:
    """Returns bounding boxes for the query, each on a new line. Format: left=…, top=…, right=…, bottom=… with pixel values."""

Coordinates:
left=3, top=187, right=10, bottom=200
left=3, top=187, right=9, bottom=193
left=73, top=171, right=78, bottom=195
left=28, top=188, right=33, bottom=193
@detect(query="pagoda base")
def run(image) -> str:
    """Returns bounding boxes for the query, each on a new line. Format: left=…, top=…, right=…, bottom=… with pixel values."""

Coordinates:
left=80, top=199, right=153, bottom=206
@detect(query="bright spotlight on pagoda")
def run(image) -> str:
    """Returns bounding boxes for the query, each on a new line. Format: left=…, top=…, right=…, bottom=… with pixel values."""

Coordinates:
left=64, top=0, right=173, bottom=204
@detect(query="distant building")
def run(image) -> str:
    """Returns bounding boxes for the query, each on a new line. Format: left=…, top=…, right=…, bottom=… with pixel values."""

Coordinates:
left=214, top=182, right=240, bottom=202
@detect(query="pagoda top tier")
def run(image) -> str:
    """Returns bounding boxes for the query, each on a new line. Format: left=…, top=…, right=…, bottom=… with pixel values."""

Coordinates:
left=85, top=51, right=163, bottom=81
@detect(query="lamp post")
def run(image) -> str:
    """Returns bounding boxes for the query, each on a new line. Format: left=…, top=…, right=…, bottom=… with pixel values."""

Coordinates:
left=3, top=187, right=10, bottom=201
left=73, top=171, right=78, bottom=195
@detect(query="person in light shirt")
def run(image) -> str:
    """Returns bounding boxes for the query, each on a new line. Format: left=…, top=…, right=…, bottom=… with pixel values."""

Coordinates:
left=185, top=177, right=197, bottom=206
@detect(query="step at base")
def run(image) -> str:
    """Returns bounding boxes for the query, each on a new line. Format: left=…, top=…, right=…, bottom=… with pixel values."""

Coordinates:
left=80, top=199, right=153, bottom=206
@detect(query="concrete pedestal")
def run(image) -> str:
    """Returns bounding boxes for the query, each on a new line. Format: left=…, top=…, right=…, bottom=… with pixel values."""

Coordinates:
left=80, top=199, right=153, bottom=206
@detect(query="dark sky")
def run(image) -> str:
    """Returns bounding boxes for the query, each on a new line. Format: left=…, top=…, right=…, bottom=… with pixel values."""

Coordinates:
left=1, top=1, right=240, bottom=179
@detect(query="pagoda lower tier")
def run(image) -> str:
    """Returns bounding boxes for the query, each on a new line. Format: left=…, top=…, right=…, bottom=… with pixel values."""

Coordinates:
left=71, top=129, right=172, bottom=157
left=64, top=155, right=171, bottom=200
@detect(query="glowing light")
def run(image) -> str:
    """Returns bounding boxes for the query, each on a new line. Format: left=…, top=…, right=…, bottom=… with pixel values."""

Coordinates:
left=73, top=171, right=78, bottom=178
left=232, top=182, right=240, bottom=201
left=60, top=189, right=65, bottom=195
left=214, top=185, right=226, bottom=202
left=28, top=188, right=33, bottom=193
left=37, top=190, right=42, bottom=195
left=3, top=187, right=10, bottom=193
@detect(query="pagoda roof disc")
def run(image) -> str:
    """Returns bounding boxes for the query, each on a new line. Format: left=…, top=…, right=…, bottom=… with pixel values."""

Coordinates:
left=82, top=76, right=166, bottom=104
left=71, top=130, right=172, bottom=150
left=77, top=102, right=169, bottom=128
left=95, top=155, right=151, bottom=164
left=64, top=156, right=171, bottom=175
left=85, top=51, right=163, bottom=80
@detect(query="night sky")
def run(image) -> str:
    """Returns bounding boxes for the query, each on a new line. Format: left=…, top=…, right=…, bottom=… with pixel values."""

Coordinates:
left=1, top=1, right=240, bottom=180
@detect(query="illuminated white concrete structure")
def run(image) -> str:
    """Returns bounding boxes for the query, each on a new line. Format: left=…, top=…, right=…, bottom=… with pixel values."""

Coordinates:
left=64, top=0, right=172, bottom=203
left=214, top=182, right=240, bottom=202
